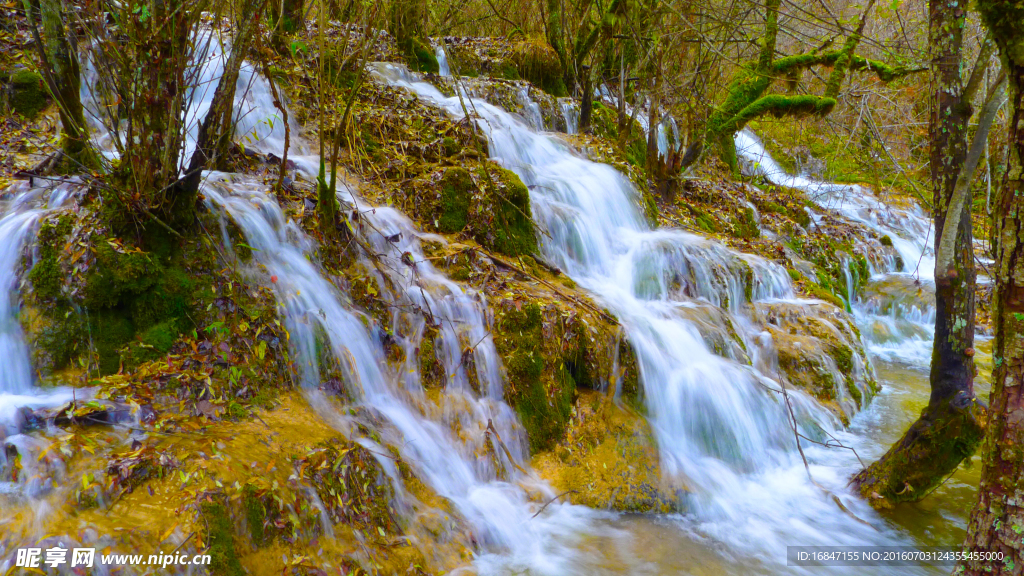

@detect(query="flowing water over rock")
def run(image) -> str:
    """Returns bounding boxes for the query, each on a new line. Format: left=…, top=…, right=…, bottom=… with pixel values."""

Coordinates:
left=0, top=41, right=974, bottom=573
left=735, top=129, right=938, bottom=366
left=1, top=181, right=83, bottom=483
left=374, top=63, right=946, bottom=573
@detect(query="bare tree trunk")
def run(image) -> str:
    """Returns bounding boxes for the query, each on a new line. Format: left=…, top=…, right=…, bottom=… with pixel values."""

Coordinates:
left=851, top=0, right=985, bottom=508
left=957, top=2, right=1024, bottom=570
left=173, top=0, right=266, bottom=226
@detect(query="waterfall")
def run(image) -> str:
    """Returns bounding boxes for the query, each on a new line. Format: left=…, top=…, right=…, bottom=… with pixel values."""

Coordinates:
left=733, top=130, right=939, bottom=365
left=376, top=62, right=921, bottom=569
left=196, top=64, right=625, bottom=573
left=0, top=181, right=81, bottom=434
left=516, top=87, right=545, bottom=131
left=435, top=43, right=450, bottom=77
left=559, top=98, right=579, bottom=135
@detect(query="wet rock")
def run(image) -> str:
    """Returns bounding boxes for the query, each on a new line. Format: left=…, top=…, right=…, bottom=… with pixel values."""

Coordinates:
left=4, top=68, right=50, bottom=119
left=753, top=300, right=877, bottom=420
left=534, top=391, right=684, bottom=513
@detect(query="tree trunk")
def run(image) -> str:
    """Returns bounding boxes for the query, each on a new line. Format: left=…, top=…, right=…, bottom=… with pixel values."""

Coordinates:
left=389, top=0, right=436, bottom=73
left=957, top=1, right=1024, bottom=571
left=173, top=1, right=264, bottom=226
left=850, top=0, right=984, bottom=509
left=271, top=0, right=304, bottom=50
left=25, top=0, right=97, bottom=171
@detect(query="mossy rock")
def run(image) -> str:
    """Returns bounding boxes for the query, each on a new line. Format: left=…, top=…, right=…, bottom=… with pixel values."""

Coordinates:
left=7, top=69, right=49, bottom=119
left=399, top=38, right=439, bottom=74
left=731, top=206, right=761, bottom=239
left=534, top=391, right=682, bottom=512
left=199, top=500, right=245, bottom=576
left=510, top=40, right=566, bottom=97
left=495, top=302, right=574, bottom=451
left=437, top=167, right=474, bottom=232
left=475, top=167, right=537, bottom=256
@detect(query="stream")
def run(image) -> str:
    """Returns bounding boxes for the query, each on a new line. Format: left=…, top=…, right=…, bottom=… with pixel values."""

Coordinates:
left=0, top=42, right=982, bottom=575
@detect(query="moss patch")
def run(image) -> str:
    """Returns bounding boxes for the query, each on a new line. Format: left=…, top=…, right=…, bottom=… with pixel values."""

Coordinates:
left=437, top=167, right=474, bottom=232
left=476, top=167, right=537, bottom=256
left=7, top=69, right=50, bottom=119
left=510, top=40, right=567, bottom=97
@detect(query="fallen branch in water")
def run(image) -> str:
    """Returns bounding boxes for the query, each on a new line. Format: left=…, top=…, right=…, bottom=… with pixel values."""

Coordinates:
left=532, top=490, right=578, bottom=519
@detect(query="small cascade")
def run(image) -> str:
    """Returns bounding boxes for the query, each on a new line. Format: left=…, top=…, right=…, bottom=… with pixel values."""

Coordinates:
left=378, top=61, right=914, bottom=569
left=735, top=129, right=933, bottom=278
left=516, top=86, right=545, bottom=131
left=435, top=43, right=450, bottom=77
left=0, top=180, right=84, bottom=498
left=558, top=98, right=578, bottom=135
left=198, top=65, right=614, bottom=571
left=0, top=181, right=83, bottom=433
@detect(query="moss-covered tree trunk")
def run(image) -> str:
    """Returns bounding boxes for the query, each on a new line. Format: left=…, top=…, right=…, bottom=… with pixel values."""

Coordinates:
left=850, top=0, right=984, bottom=510
left=25, top=0, right=98, bottom=171
left=677, top=0, right=922, bottom=173
left=389, top=0, right=437, bottom=73
left=270, top=0, right=304, bottom=51
left=957, top=1, right=1024, bottom=570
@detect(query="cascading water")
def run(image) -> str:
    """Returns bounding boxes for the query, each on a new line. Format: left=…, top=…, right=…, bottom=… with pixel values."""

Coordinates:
left=0, top=28, right=963, bottom=571
left=559, top=98, right=579, bottom=135
left=435, top=43, right=451, bottom=77
left=734, top=130, right=938, bottom=365
left=376, top=62, right=935, bottom=572
left=193, top=60, right=642, bottom=574
left=0, top=181, right=82, bottom=434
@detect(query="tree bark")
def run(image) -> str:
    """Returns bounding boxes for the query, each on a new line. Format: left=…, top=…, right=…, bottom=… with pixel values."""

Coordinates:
left=24, top=0, right=97, bottom=171
left=957, top=0, right=1024, bottom=570
left=850, top=0, right=985, bottom=509
left=173, top=0, right=265, bottom=226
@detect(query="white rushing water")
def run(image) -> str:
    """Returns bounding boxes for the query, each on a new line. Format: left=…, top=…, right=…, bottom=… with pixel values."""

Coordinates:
left=375, top=62, right=935, bottom=573
left=734, top=130, right=937, bottom=365
left=2, top=33, right=954, bottom=572
left=435, top=43, right=451, bottom=77
left=193, top=57, right=637, bottom=574
left=0, top=181, right=82, bottom=434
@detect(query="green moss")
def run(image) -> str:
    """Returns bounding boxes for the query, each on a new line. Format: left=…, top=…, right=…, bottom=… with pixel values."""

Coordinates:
left=511, top=40, right=567, bottom=97
left=28, top=215, right=73, bottom=301
left=200, top=501, right=244, bottom=576
left=732, top=206, right=761, bottom=239
left=398, top=38, right=439, bottom=74
left=437, top=167, right=474, bottom=232
left=480, top=168, right=537, bottom=256
left=242, top=484, right=267, bottom=547
left=847, top=377, right=863, bottom=405
left=789, top=205, right=811, bottom=229
left=517, top=365, right=576, bottom=453
left=807, top=284, right=845, bottom=309
left=8, top=69, right=49, bottom=119
left=418, top=328, right=444, bottom=388
left=442, top=136, right=459, bottom=156
left=87, top=309, right=132, bottom=374
left=879, top=235, right=894, bottom=247
left=497, top=303, right=576, bottom=451
left=830, top=343, right=854, bottom=374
